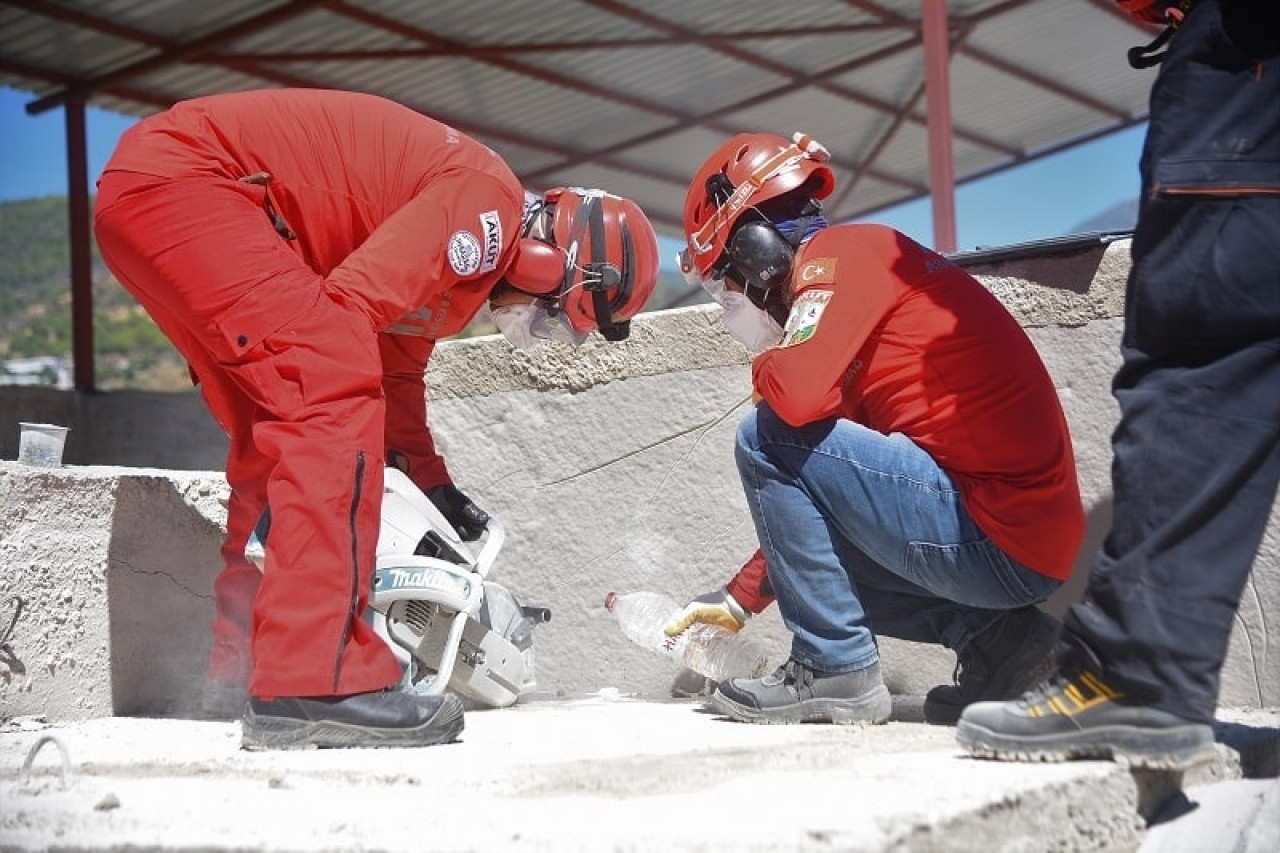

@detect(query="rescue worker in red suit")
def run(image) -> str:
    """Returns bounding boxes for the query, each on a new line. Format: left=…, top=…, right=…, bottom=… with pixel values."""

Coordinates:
left=665, top=132, right=1085, bottom=725
left=959, top=0, right=1280, bottom=769
left=93, top=89, right=659, bottom=750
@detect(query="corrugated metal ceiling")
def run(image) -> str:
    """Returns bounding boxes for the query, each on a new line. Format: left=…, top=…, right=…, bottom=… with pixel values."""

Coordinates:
left=0, top=0, right=1157, bottom=240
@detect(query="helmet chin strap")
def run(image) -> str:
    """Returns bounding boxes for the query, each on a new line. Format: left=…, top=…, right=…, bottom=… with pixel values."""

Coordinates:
left=565, top=193, right=632, bottom=341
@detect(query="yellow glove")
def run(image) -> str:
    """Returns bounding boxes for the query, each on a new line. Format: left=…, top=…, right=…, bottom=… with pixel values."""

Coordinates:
left=663, top=588, right=749, bottom=636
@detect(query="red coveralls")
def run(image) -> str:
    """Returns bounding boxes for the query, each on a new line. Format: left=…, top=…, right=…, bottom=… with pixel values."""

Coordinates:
left=726, top=224, right=1085, bottom=613
left=93, top=89, right=526, bottom=699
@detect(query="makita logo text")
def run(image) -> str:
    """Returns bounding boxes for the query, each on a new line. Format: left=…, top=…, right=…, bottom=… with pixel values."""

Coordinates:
left=479, top=211, right=502, bottom=273
left=376, top=567, right=467, bottom=594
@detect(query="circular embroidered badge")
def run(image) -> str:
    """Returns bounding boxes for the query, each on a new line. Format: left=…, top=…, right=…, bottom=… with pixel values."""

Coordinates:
left=448, top=230, right=482, bottom=276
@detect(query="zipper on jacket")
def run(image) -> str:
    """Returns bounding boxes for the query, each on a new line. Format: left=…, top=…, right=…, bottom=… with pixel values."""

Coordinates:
left=332, top=450, right=367, bottom=692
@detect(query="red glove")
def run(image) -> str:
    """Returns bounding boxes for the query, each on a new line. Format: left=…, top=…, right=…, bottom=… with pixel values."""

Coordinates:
left=1117, top=0, right=1168, bottom=24
left=1117, top=0, right=1193, bottom=26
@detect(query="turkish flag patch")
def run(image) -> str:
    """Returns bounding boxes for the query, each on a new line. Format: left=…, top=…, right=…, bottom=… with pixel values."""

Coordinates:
left=796, top=257, right=837, bottom=286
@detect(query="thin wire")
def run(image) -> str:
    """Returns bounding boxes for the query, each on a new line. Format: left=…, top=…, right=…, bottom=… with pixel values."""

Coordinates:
left=541, top=392, right=752, bottom=489
left=537, top=392, right=757, bottom=595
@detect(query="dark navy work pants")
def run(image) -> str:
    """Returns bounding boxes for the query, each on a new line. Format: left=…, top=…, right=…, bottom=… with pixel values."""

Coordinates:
left=1064, top=194, right=1280, bottom=724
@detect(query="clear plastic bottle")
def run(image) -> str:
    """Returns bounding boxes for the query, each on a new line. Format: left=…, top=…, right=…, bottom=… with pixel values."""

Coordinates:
left=604, top=590, right=770, bottom=682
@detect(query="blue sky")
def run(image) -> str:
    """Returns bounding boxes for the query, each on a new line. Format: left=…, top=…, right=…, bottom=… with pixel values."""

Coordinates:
left=0, top=85, right=1146, bottom=254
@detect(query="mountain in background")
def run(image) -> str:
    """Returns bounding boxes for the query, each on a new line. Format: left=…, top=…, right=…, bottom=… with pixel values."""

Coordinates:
left=0, top=195, right=189, bottom=390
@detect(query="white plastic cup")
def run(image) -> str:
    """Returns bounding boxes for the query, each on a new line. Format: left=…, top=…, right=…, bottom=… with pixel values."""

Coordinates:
left=18, top=422, right=70, bottom=468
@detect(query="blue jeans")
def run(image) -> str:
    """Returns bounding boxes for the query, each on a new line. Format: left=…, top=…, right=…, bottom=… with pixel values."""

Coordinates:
left=735, top=403, right=1061, bottom=673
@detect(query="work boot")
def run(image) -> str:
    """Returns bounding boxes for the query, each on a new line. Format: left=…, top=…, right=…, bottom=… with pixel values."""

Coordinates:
left=712, top=659, right=891, bottom=725
left=923, top=606, right=1059, bottom=725
left=241, top=688, right=465, bottom=750
left=956, top=659, right=1216, bottom=770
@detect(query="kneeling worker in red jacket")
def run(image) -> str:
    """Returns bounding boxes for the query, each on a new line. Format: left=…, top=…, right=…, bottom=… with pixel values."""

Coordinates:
left=667, top=131, right=1084, bottom=726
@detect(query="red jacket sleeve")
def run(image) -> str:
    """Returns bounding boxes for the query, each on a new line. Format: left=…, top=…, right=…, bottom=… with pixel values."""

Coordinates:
left=325, top=170, right=524, bottom=332
left=380, top=332, right=451, bottom=491
left=725, top=549, right=775, bottom=614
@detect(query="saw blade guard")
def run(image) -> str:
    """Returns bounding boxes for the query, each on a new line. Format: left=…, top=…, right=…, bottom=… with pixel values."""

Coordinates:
left=371, top=467, right=547, bottom=707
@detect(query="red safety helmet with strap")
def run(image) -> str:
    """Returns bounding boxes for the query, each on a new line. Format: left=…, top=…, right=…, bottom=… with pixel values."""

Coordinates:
left=680, top=132, right=835, bottom=283
left=504, top=187, right=659, bottom=341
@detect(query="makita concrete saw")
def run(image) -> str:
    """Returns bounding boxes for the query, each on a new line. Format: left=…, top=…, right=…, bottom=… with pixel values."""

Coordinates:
left=244, top=468, right=547, bottom=707
left=370, top=468, right=550, bottom=708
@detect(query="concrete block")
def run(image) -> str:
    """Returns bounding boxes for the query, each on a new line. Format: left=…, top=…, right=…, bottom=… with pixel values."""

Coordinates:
left=0, top=465, right=227, bottom=720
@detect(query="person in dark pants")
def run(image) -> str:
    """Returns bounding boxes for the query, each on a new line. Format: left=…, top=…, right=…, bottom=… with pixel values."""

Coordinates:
left=958, top=0, right=1280, bottom=769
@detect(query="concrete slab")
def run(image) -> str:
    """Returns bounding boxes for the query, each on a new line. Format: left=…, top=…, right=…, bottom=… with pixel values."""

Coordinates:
left=2, top=700, right=1276, bottom=852
left=1141, top=777, right=1280, bottom=852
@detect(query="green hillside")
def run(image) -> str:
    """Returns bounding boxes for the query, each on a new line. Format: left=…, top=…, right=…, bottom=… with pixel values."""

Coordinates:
left=0, top=195, right=189, bottom=390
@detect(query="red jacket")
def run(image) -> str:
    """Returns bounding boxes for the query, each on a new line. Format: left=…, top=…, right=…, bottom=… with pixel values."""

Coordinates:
left=728, top=224, right=1085, bottom=612
left=103, top=89, right=527, bottom=489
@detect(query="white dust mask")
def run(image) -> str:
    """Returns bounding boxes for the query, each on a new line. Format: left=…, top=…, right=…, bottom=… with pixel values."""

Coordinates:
left=492, top=303, right=589, bottom=350
left=720, top=290, right=784, bottom=355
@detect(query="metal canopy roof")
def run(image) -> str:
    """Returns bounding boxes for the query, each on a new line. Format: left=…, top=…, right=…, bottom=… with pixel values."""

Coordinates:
left=1, top=0, right=1155, bottom=242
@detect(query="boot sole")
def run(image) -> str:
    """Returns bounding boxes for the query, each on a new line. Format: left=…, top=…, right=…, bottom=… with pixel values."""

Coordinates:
left=240, top=696, right=465, bottom=750
left=712, top=685, right=892, bottom=726
left=955, top=718, right=1217, bottom=770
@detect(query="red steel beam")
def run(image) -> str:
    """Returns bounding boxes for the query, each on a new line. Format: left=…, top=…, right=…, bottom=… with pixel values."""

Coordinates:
left=0, top=55, right=171, bottom=110
left=24, top=0, right=325, bottom=115
left=224, top=22, right=904, bottom=61
left=64, top=97, right=95, bottom=392
left=921, top=0, right=957, bottom=253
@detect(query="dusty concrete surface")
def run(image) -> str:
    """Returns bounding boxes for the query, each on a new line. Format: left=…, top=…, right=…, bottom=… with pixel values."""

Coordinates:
left=1, top=700, right=1277, bottom=852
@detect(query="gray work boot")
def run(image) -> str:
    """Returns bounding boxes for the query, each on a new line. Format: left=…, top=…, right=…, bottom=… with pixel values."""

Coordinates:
left=957, top=665, right=1216, bottom=770
left=712, top=659, right=891, bottom=725
left=924, top=606, right=1059, bottom=725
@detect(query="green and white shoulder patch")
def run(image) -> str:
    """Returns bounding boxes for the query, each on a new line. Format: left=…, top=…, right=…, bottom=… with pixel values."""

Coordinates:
left=781, top=288, right=833, bottom=347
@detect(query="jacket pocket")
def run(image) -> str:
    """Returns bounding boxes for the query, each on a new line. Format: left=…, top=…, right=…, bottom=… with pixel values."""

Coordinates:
left=211, top=280, right=322, bottom=363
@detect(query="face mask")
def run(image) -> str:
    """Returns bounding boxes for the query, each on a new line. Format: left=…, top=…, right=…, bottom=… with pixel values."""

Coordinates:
left=492, top=303, right=589, bottom=350
left=720, top=290, right=784, bottom=355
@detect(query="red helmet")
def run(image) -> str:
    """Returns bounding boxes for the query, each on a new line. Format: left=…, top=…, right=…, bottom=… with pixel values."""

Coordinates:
left=681, top=132, right=835, bottom=281
left=504, top=187, right=660, bottom=341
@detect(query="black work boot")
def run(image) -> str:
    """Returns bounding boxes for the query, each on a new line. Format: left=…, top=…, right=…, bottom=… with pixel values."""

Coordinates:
left=712, top=659, right=891, bottom=725
left=956, top=656, right=1216, bottom=770
left=241, top=688, right=464, bottom=750
left=924, top=607, right=1059, bottom=725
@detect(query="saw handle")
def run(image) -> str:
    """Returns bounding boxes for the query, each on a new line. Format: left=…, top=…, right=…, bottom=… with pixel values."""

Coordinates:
left=522, top=606, right=552, bottom=623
